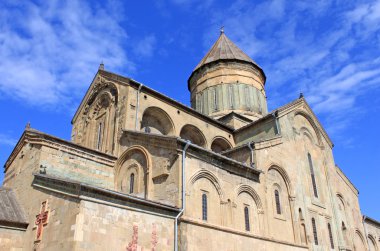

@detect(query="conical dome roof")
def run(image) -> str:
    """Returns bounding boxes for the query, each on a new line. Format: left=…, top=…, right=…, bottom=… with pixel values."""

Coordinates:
left=193, top=32, right=262, bottom=72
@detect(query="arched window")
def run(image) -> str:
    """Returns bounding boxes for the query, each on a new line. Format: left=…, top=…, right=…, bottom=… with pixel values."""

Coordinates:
left=96, top=122, right=103, bottom=150
left=312, top=218, right=318, bottom=245
left=328, top=223, right=334, bottom=249
left=244, top=206, right=250, bottom=231
left=274, top=190, right=281, bottom=214
left=202, top=194, right=208, bottom=221
left=308, top=153, right=318, bottom=198
left=129, top=173, right=134, bottom=193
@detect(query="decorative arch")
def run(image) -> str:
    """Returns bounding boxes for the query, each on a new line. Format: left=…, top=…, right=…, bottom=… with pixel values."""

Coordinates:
left=87, top=80, right=118, bottom=106
left=267, top=164, right=294, bottom=196
left=81, top=81, right=118, bottom=153
left=180, top=124, right=207, bottom=148
left=236, top=184, right=263, bottom=210
left=336, top=193, right=346, bottom=209
left=115, top=146, right=152, bottom=198
left=368, top=234, right=378, bottom=251
left=294, top=110, right=322, bottom=146
left=189, top=169, right=224, bottom=200
left=299, top=127, right=316, bottom=145
left=141, top=106, right=175, bottom=135
left=354, top=229, right=367, bottom=251
left=210, top=136, right=232, bottom=153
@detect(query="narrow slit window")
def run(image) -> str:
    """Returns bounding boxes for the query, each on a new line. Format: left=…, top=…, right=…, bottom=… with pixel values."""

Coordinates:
left=312, top=218, right=318, bottom=245
left=245, top=86, right=250, bottom=110
left=275, top=190, right=281, bottom=214
left=199, top=93, right=203, bottom=113
left=202, top=194, right=208, bottom=221
left=308, top=153, right=319, bottom=198
left=328, top=223, right=334, bottom=249
left=244, top=206, right=250, bottom=231
left=213, top=88, right=218, bottom=111
left=257, top=92, right=262, bottom=114
left=96, top=122, right=103, bottom=150
left=129, top=173, right=134, bottom=193
left=229, top=85, right=233, bottom=109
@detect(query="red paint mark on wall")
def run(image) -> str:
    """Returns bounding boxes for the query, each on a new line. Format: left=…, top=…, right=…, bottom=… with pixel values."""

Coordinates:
left=126, top=223, right=160, bottom=251
left=126, top=225, right=138, bottom=251
left=151, top=223, right=158, bottom=251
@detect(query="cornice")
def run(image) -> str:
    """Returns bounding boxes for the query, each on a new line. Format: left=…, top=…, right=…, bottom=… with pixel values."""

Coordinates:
left=4, top=129, right=117, bottom=172
left=32, top=173, right=179, bottom=216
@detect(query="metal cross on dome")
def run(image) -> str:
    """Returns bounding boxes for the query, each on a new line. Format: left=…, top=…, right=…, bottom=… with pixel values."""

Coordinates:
left=34, top=200, right=50, bottom=242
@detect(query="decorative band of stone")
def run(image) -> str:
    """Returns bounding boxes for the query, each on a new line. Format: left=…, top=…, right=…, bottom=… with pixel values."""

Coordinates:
left=32, top=173, right=180, bottom=218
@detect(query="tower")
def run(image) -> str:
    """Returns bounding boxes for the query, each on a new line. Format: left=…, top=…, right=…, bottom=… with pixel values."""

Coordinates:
left=188, top=31, right=267, bottom=122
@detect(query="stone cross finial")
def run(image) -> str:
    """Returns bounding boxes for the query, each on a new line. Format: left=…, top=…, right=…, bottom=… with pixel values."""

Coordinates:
left=25, top=122, right=31, bottom=129
left=99, top=61, right=105, bottom=70
left=299, top=92, right=304, bottom=98
left=220, top=26, right=224, bottom=34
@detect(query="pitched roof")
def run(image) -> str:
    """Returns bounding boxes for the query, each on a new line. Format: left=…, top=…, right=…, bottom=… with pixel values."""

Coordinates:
left=193, top=32, right=262, bottom=72
left=0, top=187, right=28, bottom=228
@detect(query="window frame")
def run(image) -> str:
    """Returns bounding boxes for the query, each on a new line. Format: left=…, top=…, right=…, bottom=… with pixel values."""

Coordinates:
left=129, top=173, right=135, bottom=194
left=244, top=206, right=250, bottom=231
left=312, top=217, right=319, bottom=245
left=274, top=189, right=282, bottom=215
left=308, top=153, right=319, bottom=198
left=202, top=193, right=208, bottom=221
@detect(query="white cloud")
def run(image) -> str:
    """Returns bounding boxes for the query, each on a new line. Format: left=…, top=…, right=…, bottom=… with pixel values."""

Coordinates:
left=0, top=134, right=17, bottom=147
left=134, top=35, right=157, bottom=58
left=0, top=0, right=134, bottom=109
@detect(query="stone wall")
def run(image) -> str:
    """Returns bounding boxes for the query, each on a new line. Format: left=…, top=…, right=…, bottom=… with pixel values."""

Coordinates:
left=0, top=227, right=25, bottom=251
left=365, top=218, right=380, bottom=251
left=73, top=200, right=174, bottom=251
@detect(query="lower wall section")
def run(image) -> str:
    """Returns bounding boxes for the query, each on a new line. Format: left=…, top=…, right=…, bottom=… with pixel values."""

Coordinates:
left=74, top=200, right=175, bottom=251
left=180, top=218, right=308, bottom=251
left=0, top=227, right=25, bottom=251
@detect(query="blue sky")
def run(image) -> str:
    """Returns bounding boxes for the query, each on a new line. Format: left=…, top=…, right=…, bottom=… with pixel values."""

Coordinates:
left=0, top=1, right=379, bottom=219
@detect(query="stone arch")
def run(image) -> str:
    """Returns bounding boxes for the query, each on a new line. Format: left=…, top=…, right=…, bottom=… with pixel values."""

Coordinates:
left=267, top=164, right=296, bottom=242
left=180, top=124, right=207, bottom=148
left=141, top=106, right=175, bottom=135
left=294, top=110, right=322, bottom=146
left=115, top=146, right=152, bottom=199
left=368, top=234, right=378, bottom=251
left=87, top=80, right=118, bottom=106
left=236, top=184, right=263, bottom=210
left=236, top=185, right=263, bottom=234
left=189, top=169, right=224, bottom=200
left=210, top=136, right=232, bottom=153
left=300, top=127, right=316, bottom=145
left=188, top=169, right=224, bottom=225
left=354, top=229, right=367, bottom=251
left=267, top=164, right=294, bottom=196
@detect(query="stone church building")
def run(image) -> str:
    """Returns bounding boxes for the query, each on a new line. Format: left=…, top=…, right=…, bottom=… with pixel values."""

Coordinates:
left=1, top=32, right=379, bottom=251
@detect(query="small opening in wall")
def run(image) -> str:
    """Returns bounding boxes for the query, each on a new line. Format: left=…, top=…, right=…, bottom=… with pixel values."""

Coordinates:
left=144, top=95, right=147, bottom=99
left=177, top=110, right=180, bottom=114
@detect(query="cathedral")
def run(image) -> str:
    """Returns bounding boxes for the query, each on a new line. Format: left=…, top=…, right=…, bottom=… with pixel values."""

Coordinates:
left=1, top=31, right=379, bottom=251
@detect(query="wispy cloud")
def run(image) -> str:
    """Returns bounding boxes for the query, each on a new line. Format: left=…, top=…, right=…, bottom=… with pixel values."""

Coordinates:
left=0, top=134, right=17, bottom=147
left=0, top=0, right=134, bottom=109
left=134, top=35, right=157, bottom=58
